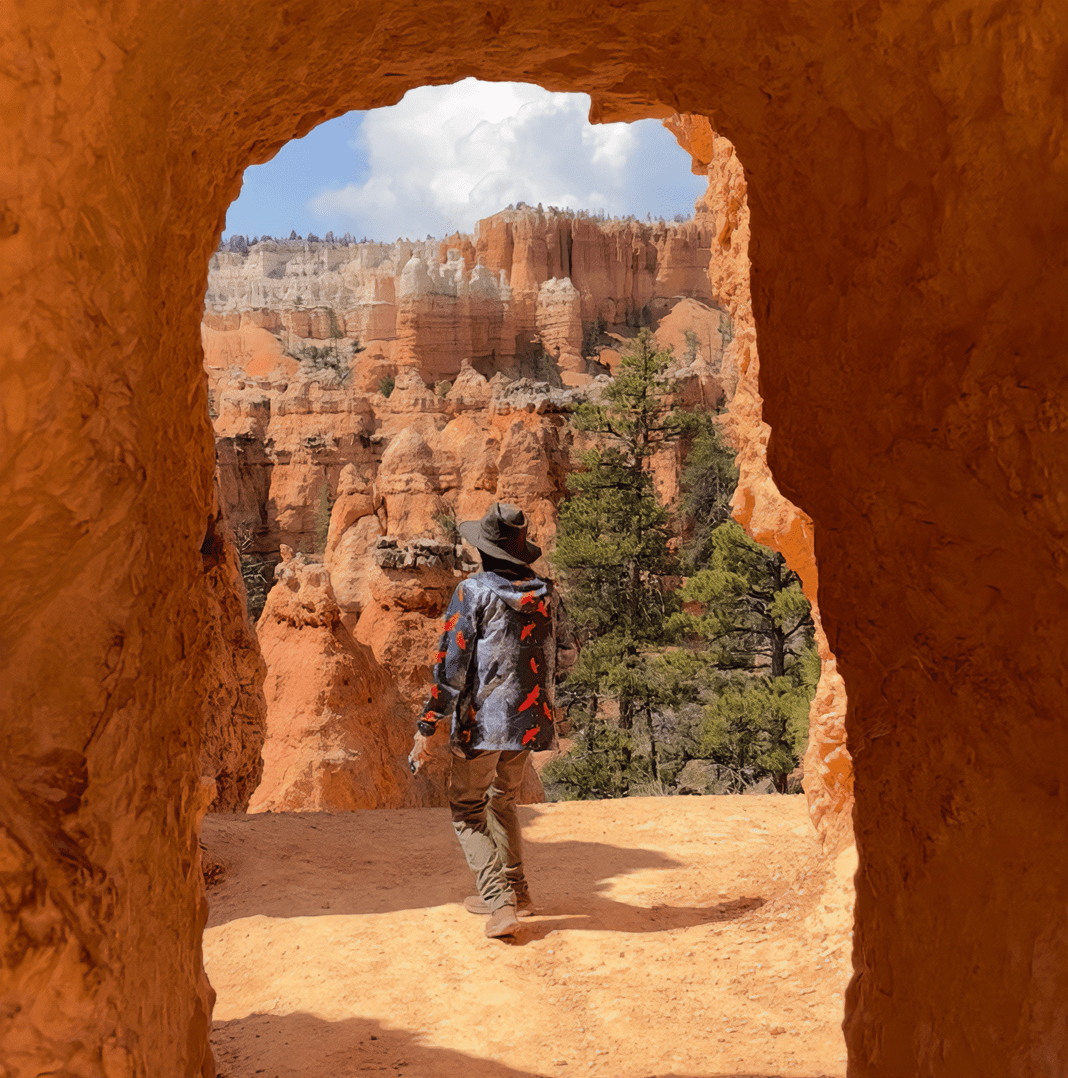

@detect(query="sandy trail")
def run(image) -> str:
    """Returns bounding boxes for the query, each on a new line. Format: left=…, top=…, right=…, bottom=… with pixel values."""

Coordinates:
left=202, top=796, right=853, bottom=1078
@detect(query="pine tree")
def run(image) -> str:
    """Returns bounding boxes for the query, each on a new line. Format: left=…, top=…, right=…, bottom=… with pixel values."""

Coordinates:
left=696, top=648, right=817, bottom=790
left=545, top=340, right=818, bottom=799
left=674, top=521, right=812, bottom=678
left=678, top=421, right=738, bottom=566
left=547, top=329, right=696, bottom=797
left=668, top=431, right=818, bottom=792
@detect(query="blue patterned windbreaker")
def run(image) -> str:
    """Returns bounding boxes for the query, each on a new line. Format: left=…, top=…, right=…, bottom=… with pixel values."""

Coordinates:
left=419, top=572, right=576, bottom=754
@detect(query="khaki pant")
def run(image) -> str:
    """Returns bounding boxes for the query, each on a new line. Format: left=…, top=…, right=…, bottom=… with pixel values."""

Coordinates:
left=448, top=749, right=529, bottom=910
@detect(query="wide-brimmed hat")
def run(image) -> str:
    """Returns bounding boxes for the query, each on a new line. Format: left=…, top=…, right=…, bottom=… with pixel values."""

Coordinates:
left=458, top=502, right=541, bottom=566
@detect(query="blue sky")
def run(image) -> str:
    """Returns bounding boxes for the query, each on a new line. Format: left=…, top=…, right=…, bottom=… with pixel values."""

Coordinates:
left=223, top=80, right=707, bottom=242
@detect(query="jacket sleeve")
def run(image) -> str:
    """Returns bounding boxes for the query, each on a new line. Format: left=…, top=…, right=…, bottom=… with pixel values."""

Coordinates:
left=418, top=581, right=478, bottom=735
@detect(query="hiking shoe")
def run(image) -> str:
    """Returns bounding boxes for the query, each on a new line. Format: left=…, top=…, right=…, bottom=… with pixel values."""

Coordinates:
left=485, top=903, right=520, bottom=939
left=465, top=893, right=534, bottom=917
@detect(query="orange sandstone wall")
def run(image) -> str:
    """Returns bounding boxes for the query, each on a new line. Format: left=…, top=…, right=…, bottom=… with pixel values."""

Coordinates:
left=2, top=3, right=1066, bottom=1078
left=665, top=116, right=854, bottom=852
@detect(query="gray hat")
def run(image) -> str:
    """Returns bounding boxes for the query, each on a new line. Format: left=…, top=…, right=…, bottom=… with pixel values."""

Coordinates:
left=458, top=502, right=541, bottom=566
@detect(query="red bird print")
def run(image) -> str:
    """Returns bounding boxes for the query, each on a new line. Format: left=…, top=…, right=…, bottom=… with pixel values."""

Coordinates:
left=518, top=686, right=540, bottom=711
left=430, top=684, right=439, bottom=699
left=434, top=650, right=446, bottom=664
left=530, top=657, right=538, bottom=674
left=520, top=622, right=534, bottom=640
left=520, top=591, right=537, bottom=605
left=543, top=702, right=553, bottom=722
left=443, top=612, right=460, bottom=632
left=456, top=629, right=467, bottom=650
left=537, top=600, right=548, bottom=617
left=522, top=726, right=540, bottom=745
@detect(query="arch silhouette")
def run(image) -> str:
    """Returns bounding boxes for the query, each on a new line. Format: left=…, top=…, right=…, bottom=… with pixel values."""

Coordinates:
left=3, top=3, right=1066, bottom=1076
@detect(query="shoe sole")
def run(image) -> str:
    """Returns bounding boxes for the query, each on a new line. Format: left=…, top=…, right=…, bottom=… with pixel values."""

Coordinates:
left=465, top=897, right=533, bottom=917
left=485, top=910, right=520, bottom=939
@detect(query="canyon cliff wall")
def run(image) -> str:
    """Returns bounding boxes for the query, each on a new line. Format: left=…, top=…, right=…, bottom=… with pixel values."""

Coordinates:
left=206, top=208, right=719, bottom=388
left=4, top=4, right=1066, bottom=1078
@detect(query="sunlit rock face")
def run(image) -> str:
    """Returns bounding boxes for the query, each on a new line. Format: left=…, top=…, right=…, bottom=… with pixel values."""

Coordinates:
left=248, top=549, right=416, bottom=812
left=3, top=3, right=1066, bottom=1078
left=205, top=206, right=719, bottom=386
left=211, top=362, right=596, bottom=557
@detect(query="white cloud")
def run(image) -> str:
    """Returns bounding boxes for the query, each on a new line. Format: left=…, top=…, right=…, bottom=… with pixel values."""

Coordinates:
left=308, top=79, right=703, bottom=241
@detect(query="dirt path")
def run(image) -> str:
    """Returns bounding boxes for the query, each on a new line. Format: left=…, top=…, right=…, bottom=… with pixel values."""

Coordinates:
left=202, top=796, right=853, bottom=1078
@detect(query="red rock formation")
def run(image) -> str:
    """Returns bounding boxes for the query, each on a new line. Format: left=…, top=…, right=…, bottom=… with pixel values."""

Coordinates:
left=394, top=253, right=517, bottom=381
left=535, top=277, right=586, bottom=384
left=5, top=5, right=1066, bottom=1078
left=213, top=363, right=580, bottom=561
left=207, top=207, right=719, bottom=387
left=248, top=549, right=417, bottom=812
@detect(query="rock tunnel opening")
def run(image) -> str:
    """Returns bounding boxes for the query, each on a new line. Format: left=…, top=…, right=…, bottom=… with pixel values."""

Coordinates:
left=8, top=6, right=1063, bottom=1076
left=198, top=86, right=855, bottom=1077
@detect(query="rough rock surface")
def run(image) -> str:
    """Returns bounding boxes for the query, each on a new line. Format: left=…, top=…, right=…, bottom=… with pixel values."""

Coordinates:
left=199, top=486, right=268, bottom=811
left=248, top=548, right=416, bottom=812
left=666, top=117, right=853, bottom=853
left=4, top=4, right=1067, bottom=1078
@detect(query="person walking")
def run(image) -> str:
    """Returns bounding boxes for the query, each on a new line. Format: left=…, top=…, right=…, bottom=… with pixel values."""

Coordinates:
left=408, top=502, right=575, bottom=939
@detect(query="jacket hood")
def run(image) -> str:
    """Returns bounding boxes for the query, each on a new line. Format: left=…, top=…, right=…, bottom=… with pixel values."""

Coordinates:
left=479, top=571, right=551, bottom=612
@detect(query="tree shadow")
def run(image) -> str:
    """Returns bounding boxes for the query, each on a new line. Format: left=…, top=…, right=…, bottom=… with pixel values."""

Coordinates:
left=211, top=1011, right=544, bottom=1078
left=211, top=1010, right=830, bottom=1078
left=507, top=892, right=767, bottom=943
left=204, top=808, right=768, bottom=935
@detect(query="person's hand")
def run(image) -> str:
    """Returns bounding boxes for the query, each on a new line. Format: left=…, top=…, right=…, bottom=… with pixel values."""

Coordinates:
left=408, top=731, right=447, bottom=774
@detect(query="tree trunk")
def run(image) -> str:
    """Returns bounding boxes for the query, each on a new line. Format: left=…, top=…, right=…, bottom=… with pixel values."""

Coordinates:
left=618, top=692, right=633, bottom=731
left=645, top=705, right=659, bottom=783
left=628, top=557, right=640, bottom=629
left=771, top=625, right=786, bottom=678
left=769, top=556, right=786, bottom=678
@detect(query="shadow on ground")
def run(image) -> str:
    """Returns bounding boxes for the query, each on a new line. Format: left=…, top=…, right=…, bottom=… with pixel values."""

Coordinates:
left=203, top=810, right=766, bottom=934
left=212, top=1010, right=832, bottom=1078
left=509, top=892, right=767, bottom=942
left=212, top=1011, right=540, bottom=1078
